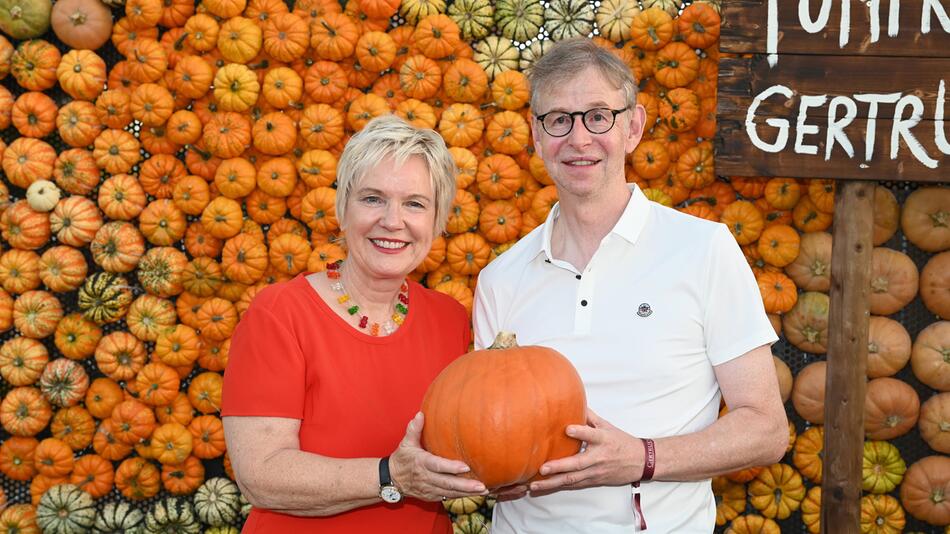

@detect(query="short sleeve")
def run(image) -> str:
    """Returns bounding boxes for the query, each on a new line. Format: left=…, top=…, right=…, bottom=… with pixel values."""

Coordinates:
left=703, top=225, right=779, bottom=365
left=221, top=302, right=306, bottom=418
left=472, top=273, right=499, bottom=351
left=461, top=309, right=473, bottom=353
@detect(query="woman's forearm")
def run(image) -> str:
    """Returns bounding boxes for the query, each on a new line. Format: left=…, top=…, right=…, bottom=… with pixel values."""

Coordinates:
left=236, top=449, right=382, bottom=516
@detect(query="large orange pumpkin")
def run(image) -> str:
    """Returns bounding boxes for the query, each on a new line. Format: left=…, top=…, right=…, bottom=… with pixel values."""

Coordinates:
left=900, top=455, right=950, bottom=525
left=919, top=392, right=950, bottom=454
left=868, top=247, right=919, bottom=315
left=421, top=332, right=586, bottom=490
left=791, top=361, right=826, bottom=424
left=911, top=321, right=950, bottom=392
left=921, top=251, right=950, bottom=320
left=864, top=377, right=919, bottom=440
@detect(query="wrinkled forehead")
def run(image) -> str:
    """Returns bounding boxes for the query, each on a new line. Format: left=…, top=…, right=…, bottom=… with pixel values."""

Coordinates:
left=533, top=67, right=626, bottom=112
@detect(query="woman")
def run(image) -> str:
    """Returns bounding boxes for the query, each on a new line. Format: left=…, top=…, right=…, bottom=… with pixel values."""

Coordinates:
left=222, top=115, right=487, bottom=533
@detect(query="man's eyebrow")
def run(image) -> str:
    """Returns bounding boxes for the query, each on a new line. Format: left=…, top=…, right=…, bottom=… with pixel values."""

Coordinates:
left=542, top=101, right=613, bottom=112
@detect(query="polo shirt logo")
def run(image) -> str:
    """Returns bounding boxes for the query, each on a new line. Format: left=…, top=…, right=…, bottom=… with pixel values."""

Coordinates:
left=637, top=303, right=652, bottom=317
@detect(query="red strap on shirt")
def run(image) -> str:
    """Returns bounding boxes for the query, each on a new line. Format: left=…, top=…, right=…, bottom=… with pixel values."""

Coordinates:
left=631, top=482, right=647, bottom=531
left=641, top=438, right=655, bottom=481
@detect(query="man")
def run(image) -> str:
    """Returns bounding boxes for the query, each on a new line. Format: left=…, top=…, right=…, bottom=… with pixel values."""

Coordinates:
left=472, top=38, right=788, bottom=533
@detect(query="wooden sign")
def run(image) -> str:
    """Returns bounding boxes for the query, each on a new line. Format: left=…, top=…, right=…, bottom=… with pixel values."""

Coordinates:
left=716, top=0, right=950, bottom=182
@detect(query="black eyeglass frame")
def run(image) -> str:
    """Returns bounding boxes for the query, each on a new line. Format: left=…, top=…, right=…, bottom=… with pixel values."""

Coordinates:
left=533, top=107, right=630, bottom=138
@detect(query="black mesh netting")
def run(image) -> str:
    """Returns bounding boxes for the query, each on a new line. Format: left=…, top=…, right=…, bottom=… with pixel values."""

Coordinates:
left=711, top=180, right=947, bottom=534
left=0, top=5, right=248, bottom=530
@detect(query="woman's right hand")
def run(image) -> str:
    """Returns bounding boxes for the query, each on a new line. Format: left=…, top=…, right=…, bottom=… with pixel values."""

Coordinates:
left=388, top=412, right=488, bottom=502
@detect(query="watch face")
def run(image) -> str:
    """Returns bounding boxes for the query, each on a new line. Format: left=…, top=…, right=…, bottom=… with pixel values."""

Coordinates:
left=380, top=485, right=402, bottom=504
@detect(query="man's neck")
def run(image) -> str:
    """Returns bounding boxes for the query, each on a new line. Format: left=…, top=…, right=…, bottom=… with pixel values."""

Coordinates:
left=550, top=184, right=632, bottom=271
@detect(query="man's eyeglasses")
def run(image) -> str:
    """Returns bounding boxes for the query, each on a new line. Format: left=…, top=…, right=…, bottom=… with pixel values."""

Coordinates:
left=534, top=107, right=629, bottom=138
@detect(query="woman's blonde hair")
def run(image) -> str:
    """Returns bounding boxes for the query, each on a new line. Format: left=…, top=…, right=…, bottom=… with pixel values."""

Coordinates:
left=335, top=115, right=457, bottom=235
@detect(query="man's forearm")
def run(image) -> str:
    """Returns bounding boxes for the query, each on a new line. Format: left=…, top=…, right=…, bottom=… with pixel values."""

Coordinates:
left=648, top=406, right=788, bottom=482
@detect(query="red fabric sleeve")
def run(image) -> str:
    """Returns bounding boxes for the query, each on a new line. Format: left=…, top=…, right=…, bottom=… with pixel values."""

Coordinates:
left=221, top=302, right=306, bottom=419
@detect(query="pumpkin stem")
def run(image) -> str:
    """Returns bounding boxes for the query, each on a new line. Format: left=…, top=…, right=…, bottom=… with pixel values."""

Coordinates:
left=932, top=489, right=945, bottom=504
left=489, top=331, right=518, bottom=350
left=932, top=209, right=949, bottom=228
left=185, top=144, right=212, bottom=159
left=870, top=277, right=890, bottom=293
left=810, top=260, right=828, bottom=277
left=69, top=10, right=88, bottom=25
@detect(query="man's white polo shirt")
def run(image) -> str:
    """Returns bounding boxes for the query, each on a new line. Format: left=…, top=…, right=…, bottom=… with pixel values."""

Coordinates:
left=473, top=184, right=778, bottom=533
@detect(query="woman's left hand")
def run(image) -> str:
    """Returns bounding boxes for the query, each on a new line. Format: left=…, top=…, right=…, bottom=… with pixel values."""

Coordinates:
left=389, top=412, right=488, bottom=501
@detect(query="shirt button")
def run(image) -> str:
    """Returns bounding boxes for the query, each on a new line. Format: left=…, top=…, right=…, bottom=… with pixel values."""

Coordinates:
left=581, top=299, right=588, bottom=306
left=575, top=275, right=581, bottom=280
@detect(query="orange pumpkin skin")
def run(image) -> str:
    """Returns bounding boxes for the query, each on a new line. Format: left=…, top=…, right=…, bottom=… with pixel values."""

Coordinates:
left=911, top=321, right=950, bottom=392
left=919, top=392, right=950, bottom=453
left=792, top=361, right=826, bottom=424
left=864, top=377, right=919, bottom=440
left=868, top=247, right=919, bottom=315
left=921, top=251, right=950, bottom=319
left=421, top=332, right=586, bottom=490
left=900, top=455, right=950, bottom=525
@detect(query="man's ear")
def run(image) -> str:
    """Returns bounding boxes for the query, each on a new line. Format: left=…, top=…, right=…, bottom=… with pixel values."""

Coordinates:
left=625, top=104, right=647, bottom=154
left=530, top=112, right=543, bottom=156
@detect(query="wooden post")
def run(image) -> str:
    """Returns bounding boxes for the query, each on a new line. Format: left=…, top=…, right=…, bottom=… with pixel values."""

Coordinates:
left=820, top=180, right=875, bottom=534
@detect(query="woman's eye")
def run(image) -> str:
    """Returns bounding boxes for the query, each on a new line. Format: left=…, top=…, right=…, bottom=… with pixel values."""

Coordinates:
left=362, top=196, right=383, bottom=205
left=407, top=201, right=426, bottom=209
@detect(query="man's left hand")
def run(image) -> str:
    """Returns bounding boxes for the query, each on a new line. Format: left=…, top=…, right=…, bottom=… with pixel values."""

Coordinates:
left=528, top=408, right=644, bottom=493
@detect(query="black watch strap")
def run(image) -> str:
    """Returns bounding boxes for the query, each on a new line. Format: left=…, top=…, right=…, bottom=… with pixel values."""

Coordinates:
left=379, top=456, right=393, bottom=486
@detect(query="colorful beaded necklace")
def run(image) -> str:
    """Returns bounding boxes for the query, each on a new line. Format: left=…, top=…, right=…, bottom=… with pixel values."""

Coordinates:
left=326, top=261, right=409, bottom=336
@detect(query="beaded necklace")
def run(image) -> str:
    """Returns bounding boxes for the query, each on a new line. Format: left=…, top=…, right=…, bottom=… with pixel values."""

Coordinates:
left=326, top=261, right=409, bottom=336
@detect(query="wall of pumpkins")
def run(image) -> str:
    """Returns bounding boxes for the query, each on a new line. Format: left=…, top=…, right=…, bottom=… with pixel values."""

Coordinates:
left=0, top=0, right=947, bottom=531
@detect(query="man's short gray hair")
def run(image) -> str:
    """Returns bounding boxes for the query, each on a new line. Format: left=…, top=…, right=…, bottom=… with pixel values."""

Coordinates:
left=335, top=115, right=457, bottom=236
left=527, top=37, right=639, bottom=112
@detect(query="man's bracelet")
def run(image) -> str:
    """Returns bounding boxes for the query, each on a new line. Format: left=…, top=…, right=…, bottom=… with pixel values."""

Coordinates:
left=641, top=438, right=655, bottom=481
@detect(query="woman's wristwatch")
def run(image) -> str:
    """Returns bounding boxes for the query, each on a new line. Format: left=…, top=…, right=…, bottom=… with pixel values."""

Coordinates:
left=378, top=456, right=402, bottom=503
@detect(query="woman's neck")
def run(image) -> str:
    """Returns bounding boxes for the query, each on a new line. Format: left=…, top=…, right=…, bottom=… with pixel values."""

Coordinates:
left=338, top=261, right=406, bottom=320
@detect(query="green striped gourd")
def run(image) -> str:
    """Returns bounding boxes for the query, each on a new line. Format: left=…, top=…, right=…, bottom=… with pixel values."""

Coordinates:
left=194, top=477, right=242, bottom=527
left=447, top=0, right=494, bottom=41
left=144, top=497, right=200, bottom=534
left=94, top=501, right=146, bottom=534
left=494, top=0, right=543, bottom=42
left=77, top=272, right=134, bottom=325
left=36, top=484, right=96, bottom=534
left=544, top=0, right=595, bottom=40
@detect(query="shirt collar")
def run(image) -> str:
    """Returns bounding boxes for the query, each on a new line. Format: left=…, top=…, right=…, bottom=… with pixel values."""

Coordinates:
left=534, top=183, right=652, bottom=263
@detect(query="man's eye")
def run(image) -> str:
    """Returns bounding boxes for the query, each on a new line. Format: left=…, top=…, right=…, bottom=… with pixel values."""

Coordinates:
left=551, top=114, right=569, bottom=125
left=588, top=111, right=608, bottom=122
